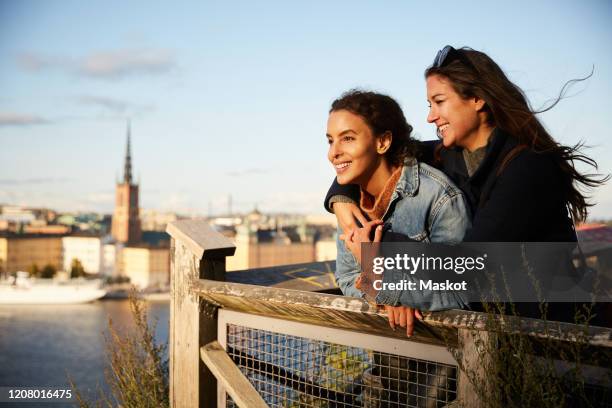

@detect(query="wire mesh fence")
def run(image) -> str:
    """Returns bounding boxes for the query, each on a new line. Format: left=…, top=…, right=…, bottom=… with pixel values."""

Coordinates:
left=224, top=323, right=457, bottom=408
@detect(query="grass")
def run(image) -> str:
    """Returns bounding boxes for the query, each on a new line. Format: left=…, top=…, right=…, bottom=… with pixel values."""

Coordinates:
left=70, top=292, right=169, bottom=408
left=448, top=258, right=612, bottom=408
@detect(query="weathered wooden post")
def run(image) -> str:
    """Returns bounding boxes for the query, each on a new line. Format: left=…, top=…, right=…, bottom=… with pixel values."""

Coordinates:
left=167, top=220, right=236, bottom=408
left=456, top=328, right=492, bottom=408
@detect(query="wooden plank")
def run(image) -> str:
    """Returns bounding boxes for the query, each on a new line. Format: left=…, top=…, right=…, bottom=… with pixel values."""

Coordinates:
left=456, top=328, right=491, bottom=408
left=170, top=238, right=202, bottom=407
left=170, top=238, right=227, bottom=408
left=167, top=219, right=235, bottom=260
left=425, top=308, right=612, bottom=348
left=198, top=257, right=226, bottom=408
left=191, top=278, right=458, bottom=347
left=200, top=341, right=268, bottom=408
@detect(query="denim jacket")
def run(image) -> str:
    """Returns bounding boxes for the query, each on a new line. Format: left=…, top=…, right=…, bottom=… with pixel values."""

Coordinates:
left=335, top=157, right=471, bottom=311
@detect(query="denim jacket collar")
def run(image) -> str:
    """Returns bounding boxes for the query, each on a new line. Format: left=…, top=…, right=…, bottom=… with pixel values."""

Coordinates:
left=393, top=157, right=420, bottom=198
left=380, top=157, right=419, bottom=220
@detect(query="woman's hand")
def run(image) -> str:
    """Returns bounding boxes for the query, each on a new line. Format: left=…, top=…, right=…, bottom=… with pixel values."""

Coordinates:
left=340, top=220, right=383, bottom=262
left=332, top=202, right=368, bottom=236
left=384, top=305, right=423, bottom=337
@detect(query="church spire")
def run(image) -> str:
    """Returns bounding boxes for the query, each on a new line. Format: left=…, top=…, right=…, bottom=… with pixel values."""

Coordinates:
left=112, top=119, right=142, bottom=244
left=123, top=120, right=133, bottom=184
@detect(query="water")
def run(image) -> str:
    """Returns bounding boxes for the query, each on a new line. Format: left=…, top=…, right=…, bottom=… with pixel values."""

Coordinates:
left=0, top=300, right=169, bottom=407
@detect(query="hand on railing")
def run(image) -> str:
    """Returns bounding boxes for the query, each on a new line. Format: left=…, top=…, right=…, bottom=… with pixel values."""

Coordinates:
left=383, top=305, right=423, bottom=338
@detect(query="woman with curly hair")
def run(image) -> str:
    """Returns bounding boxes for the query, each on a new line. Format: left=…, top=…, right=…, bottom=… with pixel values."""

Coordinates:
left=326, top=89, right=471, bottom=335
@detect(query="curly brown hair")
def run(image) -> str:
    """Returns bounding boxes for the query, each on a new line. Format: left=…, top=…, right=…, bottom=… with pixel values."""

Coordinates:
left=330, top=89, right=418, bottom=167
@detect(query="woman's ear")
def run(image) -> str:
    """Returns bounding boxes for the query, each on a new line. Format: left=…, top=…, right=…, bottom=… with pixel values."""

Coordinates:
left=377, top=131, right=392, bottom=154
left=473, top=96, right=487, bottom=112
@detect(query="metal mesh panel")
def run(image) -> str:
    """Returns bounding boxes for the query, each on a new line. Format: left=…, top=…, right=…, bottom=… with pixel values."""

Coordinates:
left=225, top=323, right=457, bottom=407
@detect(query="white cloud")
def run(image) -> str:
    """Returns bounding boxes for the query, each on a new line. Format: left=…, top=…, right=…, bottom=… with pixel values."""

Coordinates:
left=76, top=95, right=155, bottom=116
left=16, top=52, right=70, bottom=71
left=77, top=95, right=128, bottom=113
left=0, top=178, right=73, bottom=185
left=0, top=112, right=49, bottom=126
left=78, top=49, right=175, bottom=79
left=16, top=48, right=176, bottom=80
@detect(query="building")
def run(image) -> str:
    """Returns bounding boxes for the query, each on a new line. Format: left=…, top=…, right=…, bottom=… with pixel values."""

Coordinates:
left=211, top=209, right=339, bottom=271
left=226, top=215, right=315, bottom=271
left=102, top=240, right=120, bottom=277
left=226, top=235, right=315, bottom=271
left=111, top=122, right=142, bottom=245
left=61, top=235, right=102, bottom=274
left=0, top=233, right=63, bottom=274
left=118, top=246, right=170, bottom=289
left=140, top=209, right=179, bottom=232
left=0, top=206, right=37, bottom=224
left=24, top=223, right=71, bottom=235
left=107, top=122, right=170, bottom=288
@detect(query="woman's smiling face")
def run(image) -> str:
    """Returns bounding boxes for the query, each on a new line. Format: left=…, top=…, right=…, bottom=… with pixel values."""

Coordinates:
left=327, top=109, right=381, bottom=186
left=426, top=74, right=485, bottom=150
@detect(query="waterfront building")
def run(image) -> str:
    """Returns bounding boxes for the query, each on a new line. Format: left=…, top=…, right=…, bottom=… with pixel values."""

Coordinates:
left=61, top=235, right=102, bottom=274
left=102, top=240, right=120, bottom=277
left=210, top=209, right=339, bottom=271
left=0, top=220, right=17, bottom=232
left=111, top=121, right=142, bottom=245
left=226, top=216, right=315, bottom=271
left=118, top=246, right=170, bottom=289
left=0, top=233, right=63, bottom=274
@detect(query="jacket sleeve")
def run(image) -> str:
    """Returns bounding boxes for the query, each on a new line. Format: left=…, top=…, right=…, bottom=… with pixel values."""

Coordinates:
left=463, top=153, right=558, bottom=242
left=429, top=192, right=471, bottom=244
left=324, top=178, right=360, bottom=213
left=334, top=228, right=365, bottom=298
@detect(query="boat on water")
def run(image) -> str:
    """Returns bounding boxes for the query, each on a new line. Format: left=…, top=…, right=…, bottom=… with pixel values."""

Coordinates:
left=0, top=271, right=107, bottom=305
left=103, top=282, right=170, bottom=301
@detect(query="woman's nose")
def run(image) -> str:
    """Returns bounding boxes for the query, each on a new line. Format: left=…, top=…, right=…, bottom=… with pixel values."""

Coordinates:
left=328, top=141, right=341, bottom=160
left=427, top=107, right=438, bottom=123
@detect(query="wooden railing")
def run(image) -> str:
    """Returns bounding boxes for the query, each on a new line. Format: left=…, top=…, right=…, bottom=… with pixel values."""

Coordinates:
left=167, top=219, right=612, bottom=408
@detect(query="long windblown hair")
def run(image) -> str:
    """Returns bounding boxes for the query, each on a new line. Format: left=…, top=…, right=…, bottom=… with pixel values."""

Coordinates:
left=426, top=48, right=608, bottom=222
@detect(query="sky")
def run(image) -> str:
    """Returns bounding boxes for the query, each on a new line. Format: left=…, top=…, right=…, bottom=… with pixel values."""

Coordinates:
left=1, top=0, right=611, bottom=218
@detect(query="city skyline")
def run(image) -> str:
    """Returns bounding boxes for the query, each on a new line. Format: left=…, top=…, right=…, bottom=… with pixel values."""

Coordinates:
left=1, top=1, right=612, bottom=217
